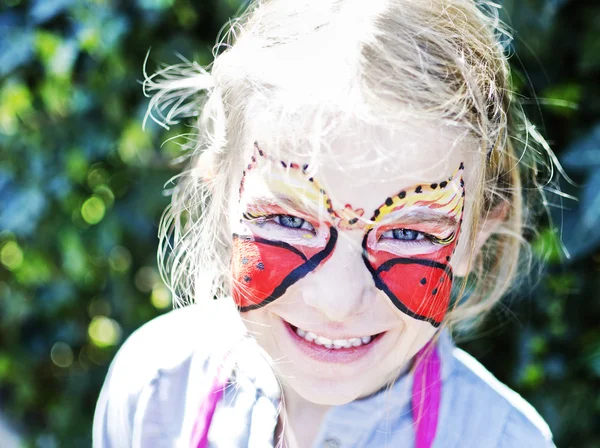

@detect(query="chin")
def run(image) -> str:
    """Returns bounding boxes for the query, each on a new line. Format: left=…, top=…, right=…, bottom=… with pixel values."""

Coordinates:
left=284, top=374, right=374, bottom=406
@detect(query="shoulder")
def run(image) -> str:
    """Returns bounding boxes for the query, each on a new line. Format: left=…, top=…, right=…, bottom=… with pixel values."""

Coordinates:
left=442, top=344, right=555, bottom=447
left=92, top=299, right=245, bottom=447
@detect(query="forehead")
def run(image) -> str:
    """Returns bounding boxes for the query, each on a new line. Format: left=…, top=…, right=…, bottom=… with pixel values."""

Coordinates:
left=240, top=118, right=479, bottom=212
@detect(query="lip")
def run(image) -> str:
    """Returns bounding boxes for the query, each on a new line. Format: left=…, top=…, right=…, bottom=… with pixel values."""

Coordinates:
left=280, top=318, right=386, bottom=364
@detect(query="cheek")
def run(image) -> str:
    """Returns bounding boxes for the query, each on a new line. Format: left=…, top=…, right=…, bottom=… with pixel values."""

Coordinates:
left=363, top=235, right=458, bottom=326
left=231, top=229, right=337, bottom=311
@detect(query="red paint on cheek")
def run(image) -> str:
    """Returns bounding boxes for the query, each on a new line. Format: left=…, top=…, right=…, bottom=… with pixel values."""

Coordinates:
left=362, top=165, right=465, bottom=327
left=231, top=229, right=337, bottom=311
left=367, top=241, right=455, bottom=325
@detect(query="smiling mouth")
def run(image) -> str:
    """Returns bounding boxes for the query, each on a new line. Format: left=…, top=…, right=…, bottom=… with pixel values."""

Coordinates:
left=285, top=321, right=384, bottom=350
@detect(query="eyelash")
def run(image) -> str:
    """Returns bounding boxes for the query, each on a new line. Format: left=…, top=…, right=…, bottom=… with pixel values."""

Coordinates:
left=243, top=212, right=317, bottom=234
left=382, top=230, right=456, bottom=248
left=380, top=228, right=430, bottom=243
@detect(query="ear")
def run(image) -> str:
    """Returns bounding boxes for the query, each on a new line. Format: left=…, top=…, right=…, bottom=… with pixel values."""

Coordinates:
left=452, top=201, right=509, bottom=277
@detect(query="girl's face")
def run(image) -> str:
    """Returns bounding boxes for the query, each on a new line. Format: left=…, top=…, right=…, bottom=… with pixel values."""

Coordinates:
left=229, top=121, right=477, bottom=405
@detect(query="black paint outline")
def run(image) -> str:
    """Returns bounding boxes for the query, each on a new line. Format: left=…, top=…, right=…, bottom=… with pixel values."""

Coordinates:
left=361, top=230, right=452, bottom=327
left=236, top=227, right=338, bottom=312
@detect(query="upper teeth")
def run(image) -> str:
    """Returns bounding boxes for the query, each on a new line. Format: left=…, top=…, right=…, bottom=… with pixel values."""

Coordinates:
left=295, top=327, right=374, bottom=349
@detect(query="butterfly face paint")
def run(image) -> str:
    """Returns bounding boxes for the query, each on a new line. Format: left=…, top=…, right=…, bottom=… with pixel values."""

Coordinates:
left=231, top=143, right=465, bottom=327
left=361, top=164, right=465, bottom=326
left=232, top=144, right=339, bottom=311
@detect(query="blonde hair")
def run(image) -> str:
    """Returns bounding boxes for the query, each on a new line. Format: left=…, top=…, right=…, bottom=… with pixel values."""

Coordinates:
left=144, top=0, right=557, bottom=334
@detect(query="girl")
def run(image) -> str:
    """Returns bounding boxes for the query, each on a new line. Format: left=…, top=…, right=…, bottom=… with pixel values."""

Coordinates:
left=94, top=0, right=557, bottom=446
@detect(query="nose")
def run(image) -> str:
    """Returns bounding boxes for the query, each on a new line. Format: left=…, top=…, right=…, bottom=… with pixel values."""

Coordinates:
left=301, top=232, right=372, bottom=322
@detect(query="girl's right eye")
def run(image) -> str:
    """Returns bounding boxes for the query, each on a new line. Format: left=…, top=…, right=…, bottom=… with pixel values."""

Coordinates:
left=243, top=212, right=316, bottom=234
left=273, top=215, right=315, bottom=232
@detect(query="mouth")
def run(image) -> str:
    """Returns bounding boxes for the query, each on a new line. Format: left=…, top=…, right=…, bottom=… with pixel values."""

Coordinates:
left=282, top=319, right=386, bottom=364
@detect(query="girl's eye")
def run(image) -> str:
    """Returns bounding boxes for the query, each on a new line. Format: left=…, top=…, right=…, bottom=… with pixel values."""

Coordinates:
left=275, top=215, right=315, bottom=232
left=381, top=228, right=426, bottom=241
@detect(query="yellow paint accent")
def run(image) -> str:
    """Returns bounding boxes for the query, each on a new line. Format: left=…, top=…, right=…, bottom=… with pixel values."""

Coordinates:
left=370, top=165, right=465, bottom=245
left=246, top=146, right=464, bottom=238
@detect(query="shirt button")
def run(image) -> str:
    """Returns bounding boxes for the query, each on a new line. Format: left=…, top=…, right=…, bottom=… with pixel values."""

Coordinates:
left=323, top=437, right=341, bottom=448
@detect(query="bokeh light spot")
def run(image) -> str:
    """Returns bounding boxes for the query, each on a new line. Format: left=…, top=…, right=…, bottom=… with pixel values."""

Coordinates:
left=87, top=165, right=110, bottom=189
left=1, top=241, right=24, bottom=270
left=88, top=316, right=122, bottom=348
left=135, top=266, right=159, bottom=293
left=109, top=246, right=132, bottom=272
left=93, top=185, right=115, bottom=208
left=118, top=122, right=152, bottom=165
left=81, top=195, right=106, bottom=225
left=150, top=284, right=171, bottom=309
left=50, top=342, right=74, bottom=368
left=87, top=298, right=111, bottom=318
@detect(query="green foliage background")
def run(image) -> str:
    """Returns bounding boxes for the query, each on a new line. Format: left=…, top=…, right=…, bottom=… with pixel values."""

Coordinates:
left=0, top=0, right=598, bottom=446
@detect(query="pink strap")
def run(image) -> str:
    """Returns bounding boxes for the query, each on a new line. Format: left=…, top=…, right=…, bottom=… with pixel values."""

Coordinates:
left=411, top=343, right=442, bottom=448
left=191, top=375, right=227, bottom=448
left=192, top=344, right=441, bottom=448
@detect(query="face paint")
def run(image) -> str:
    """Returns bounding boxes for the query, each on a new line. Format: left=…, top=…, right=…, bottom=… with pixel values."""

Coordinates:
left=232, top=230, right=338, bottom=311
left=362, top=164, right=465, bottom=326
left=232, top=142, right=465, bottom=326
left=232, top=144, right=338, bottom=311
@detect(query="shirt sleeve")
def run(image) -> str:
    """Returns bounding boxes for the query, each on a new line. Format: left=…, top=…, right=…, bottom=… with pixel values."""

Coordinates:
left=497, top=406, right=555, bottom=448
left=92, top=323, right=160, bottom=448
left=92, top=301, right=244, bottom=448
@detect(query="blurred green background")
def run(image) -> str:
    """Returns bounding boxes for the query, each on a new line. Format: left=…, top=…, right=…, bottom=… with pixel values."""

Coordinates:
left=0, top=0, right=598, bottom=446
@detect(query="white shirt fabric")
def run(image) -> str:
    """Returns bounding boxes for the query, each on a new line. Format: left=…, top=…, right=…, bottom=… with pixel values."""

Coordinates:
left=93, top=301, right=555, bottom=447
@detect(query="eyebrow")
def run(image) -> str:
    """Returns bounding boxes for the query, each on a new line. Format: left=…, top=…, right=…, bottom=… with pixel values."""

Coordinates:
left=245, top=194, right=322, bottom=216
left=377, top=208, right=459, bottom=228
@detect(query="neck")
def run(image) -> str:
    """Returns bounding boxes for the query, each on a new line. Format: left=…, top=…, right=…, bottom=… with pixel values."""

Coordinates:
left=274, top=358, right=418, bottom=447
left=276, top=384, right=331, bottom=448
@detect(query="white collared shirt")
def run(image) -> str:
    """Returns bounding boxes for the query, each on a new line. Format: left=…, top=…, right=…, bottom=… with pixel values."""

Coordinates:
left=93, top=301, right=555, bottom=447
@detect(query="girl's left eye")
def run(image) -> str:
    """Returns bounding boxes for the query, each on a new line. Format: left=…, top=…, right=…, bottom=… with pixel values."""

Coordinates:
left=274, top=215, right=315, bottom=232
left=381, top=228, right=426, bottom=242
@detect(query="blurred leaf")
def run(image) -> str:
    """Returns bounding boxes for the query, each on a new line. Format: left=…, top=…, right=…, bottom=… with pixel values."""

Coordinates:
left=540, top=83, right=581, bottom=117
left=13, top=251, right=54, bottom=287
left=65, top=150, right=89, bottom=183
left=0, top=186, right=47, bottom=237
left=58, top=230, right=89, bottom=283
left=35, top=31, right=79, bottom=77
left=560, top=124, right=600, bottom=172
left=558, top=170, right=600, bottom=261
left=0, top=27, right=34, bottom=76
left=136, top=0, right=175, bottom=10
left=118, top=121, right=153, bottom=165
left=520, top=363, right=545, bottom=388
left=0, top=80, right=33, bottom=135
left=29, top=0, right=76, bottom=24
left=40, top=76, right=73, bottom=117
left=586, top=345, right=600, bottom=378
left=74, top=7, right=129, bottom=56
left=532, top=227, right=563, bottom=264
left=578, top=8, right=600, bottom=73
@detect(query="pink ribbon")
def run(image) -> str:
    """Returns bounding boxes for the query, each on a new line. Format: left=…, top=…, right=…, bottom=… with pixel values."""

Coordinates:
left=190, top=374, right=227, bottom=448
left=411, top=343, right=442, bottom=448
